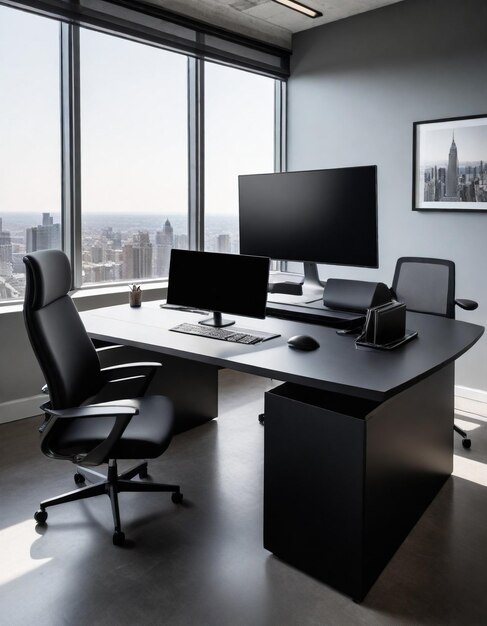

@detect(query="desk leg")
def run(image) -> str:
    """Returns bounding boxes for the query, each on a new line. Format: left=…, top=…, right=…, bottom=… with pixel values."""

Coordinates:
left=151, top=355, right=219, bottom=434
left=263, top=364, right=454, bottom=601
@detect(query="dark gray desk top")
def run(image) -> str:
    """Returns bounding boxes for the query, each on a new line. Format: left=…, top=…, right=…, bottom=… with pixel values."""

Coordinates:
left=81, top=303, right=484, bottom=402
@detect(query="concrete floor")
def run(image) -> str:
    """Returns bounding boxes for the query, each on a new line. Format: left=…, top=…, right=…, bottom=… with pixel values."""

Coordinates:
left=1, top=370, right=487, bottom=626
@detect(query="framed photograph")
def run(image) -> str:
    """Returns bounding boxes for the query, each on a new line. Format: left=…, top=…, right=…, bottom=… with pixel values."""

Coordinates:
left=413, top=114, right=487, bottom=211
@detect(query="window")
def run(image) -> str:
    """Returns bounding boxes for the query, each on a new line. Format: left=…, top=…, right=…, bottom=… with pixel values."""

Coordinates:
left=0, top=7, right=61, bottom=301
left=79, top=29, right=189, bottom=285
left=0, top=4, right=282, bottom=302
left=204, top=62, right=276, bottom=254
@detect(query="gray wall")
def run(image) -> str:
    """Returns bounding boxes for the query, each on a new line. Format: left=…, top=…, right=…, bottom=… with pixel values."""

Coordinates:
left=287, top=0, right=487, bottom=391
left=0, top=310, right=44, bottom=404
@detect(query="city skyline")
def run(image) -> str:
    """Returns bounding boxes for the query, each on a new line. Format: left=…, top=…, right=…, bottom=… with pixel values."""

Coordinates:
left=0, top=3, right=275, bottom=300
left=0, top=211, right=241, bottom=300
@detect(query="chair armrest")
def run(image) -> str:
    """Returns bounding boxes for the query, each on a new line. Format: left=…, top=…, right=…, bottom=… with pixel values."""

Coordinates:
left=101, top=362, right=162, bottom=395
left=95, top=344, right=124, bottom=353
left=45, top=403, right=139, bottom=466
left=455, top=299, right=478, bottom=311
left=101, top=362, right=162, bottom=379
left=95, top=344, right=126, bottom=368
left=44, top=405, right=138, bottom=419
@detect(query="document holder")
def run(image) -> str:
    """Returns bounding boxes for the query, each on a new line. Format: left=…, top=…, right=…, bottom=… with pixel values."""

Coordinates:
left=356, top=301, right=418, bottom=350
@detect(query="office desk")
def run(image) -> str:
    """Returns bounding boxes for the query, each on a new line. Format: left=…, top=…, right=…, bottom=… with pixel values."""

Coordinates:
left=81, top=303, right=483, bottom=601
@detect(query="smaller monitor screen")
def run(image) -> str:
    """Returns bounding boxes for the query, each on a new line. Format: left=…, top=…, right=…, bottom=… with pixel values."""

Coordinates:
left=167, top=250, right=270, bottom=319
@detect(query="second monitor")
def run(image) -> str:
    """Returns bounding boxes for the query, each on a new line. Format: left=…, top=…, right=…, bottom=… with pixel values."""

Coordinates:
left=239, top=165, right=378, bottom=297
left=167, top=249, right=270, bottom=328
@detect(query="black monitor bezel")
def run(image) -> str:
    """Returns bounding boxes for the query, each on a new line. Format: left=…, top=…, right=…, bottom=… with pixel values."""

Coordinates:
left=166, top=249, right=270, bottom=320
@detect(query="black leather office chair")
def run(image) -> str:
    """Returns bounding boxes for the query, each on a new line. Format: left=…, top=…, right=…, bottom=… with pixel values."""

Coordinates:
left=23, top=249, right=182, bottom=546
left=391, top=257, right=478, bottom=448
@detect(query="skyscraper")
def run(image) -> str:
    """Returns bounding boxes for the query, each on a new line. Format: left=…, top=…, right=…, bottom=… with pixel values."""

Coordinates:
left=133, top=231, right=153, bottom=279
left=446, top=133, right=459, bottom=199
left=0, top=219, right=13, bottom=265
left=122, top=243, right=134, bottom=280
left=155, top=218, right=174, bottom=277
left=174, top=233, right=188, bottom=250
left=26, top=212, right=61, bottom=252
left=42, top=212, right=53, bottom=226
left=217, top=234, right=231, bottom=253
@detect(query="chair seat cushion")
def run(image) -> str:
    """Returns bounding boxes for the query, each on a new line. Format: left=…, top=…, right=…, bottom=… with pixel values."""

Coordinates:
left=48, top=396, right=174, bottom=460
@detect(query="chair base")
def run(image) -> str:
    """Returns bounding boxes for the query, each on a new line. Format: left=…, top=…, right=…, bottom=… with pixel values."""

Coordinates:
left=34, top=459, right=182, bottom=545
left=454, top=423, right=471, bottom=449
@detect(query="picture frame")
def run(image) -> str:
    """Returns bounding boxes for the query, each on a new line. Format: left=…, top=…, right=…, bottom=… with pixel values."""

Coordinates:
left=412, top=114, right=487, bottom=211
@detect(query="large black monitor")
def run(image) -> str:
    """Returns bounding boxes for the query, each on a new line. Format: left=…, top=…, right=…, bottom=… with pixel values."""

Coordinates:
left=167, top=249, right=270, bottom=327
left=239, top=166, right=378, bottom=294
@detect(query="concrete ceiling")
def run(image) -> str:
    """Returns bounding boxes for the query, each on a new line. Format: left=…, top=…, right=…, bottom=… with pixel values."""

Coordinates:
left=148, top=0, right=406, bottom=49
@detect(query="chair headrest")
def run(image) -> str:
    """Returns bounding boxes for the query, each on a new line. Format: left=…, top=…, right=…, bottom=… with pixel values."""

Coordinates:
left=23, top=250, right=72, bottom=309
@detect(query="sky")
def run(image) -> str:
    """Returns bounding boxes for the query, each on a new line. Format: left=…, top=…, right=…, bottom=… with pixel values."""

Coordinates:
left=0, top=5, right=275, bottom=216
left=0, top=6, right=61, bottom=215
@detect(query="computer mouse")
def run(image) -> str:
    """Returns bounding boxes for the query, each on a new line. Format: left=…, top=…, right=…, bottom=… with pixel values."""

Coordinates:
left=287, top=335, right=320, bottom=351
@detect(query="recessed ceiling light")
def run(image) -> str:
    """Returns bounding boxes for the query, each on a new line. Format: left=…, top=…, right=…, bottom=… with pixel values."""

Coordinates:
left=272, top=0, right=323, bottom=19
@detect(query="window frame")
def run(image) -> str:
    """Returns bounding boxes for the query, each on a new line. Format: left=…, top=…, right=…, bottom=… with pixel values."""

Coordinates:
left=65, top=23, right=285, bottom=291
left=0, top=6, right=64, bottom=304
left=0, top=7, right=285, bottom=302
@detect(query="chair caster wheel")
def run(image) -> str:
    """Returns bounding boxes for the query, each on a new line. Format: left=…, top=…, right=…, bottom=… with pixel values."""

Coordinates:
left=113, top=531, right=125, bottom=546
left=258, top=413, right=265, bottom=425
left=74, top=472, right=85, bottom=485
left=139, top=467, right=148, bottom=479
left=172, top=491, right=183, bottom=504
left=34, top=509, right=48, bottom=525
left=462, top=438, right=471, bottom=449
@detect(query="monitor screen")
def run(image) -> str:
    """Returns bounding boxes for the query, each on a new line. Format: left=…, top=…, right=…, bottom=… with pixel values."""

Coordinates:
left=238, top=166, right=378, bottom=268
left=167, top=250, right=270, bottom=320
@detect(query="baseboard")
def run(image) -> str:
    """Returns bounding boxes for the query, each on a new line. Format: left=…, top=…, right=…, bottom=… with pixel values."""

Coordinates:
left=455, top=385, right=487, bottom=418
left=0, top=394, right=45, bottom=425
left=455, top=385, right=487, bottom=405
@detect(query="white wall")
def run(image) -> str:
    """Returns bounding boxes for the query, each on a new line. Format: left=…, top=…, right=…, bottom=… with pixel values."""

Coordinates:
left=287, top=0, right=487, bottom=392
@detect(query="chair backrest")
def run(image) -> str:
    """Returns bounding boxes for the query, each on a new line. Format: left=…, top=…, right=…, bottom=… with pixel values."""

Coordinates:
left=391, top=257, right=455, bottom=319
left=23, top=250, right=103, bottom=409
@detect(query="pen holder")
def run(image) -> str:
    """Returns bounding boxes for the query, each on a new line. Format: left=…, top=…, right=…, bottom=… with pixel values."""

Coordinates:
left=129, top=289, right=142, bottom=308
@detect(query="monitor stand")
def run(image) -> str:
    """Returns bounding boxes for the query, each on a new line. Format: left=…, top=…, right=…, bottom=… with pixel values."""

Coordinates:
left=268, top=262, right=325, bottom=301
left=199, top=312, right=236, bottom=328
left=301, top=262, right=325, bottom=301
left=267, top=262, right=325, bottom=306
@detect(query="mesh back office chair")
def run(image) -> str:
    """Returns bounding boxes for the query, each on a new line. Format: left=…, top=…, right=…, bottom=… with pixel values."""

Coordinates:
left=23, top=249, right=183, bottom=546
left=391, top=257, right=478, bottom=448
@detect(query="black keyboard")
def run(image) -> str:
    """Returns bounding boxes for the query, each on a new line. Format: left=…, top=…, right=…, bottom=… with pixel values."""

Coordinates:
left=170, top=323, right=266, bottom=344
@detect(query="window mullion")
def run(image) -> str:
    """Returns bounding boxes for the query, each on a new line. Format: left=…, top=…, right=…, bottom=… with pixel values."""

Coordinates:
left=60, top=22, right=81, bottom=288
left=274, top=80, right=286, bottom=174
left=273, top=79, right=287, bottom=272
left=187, top=57, right=205, bottom=251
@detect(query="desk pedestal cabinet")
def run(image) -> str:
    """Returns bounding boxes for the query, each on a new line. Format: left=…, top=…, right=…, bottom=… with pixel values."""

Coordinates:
left=263, top=364, right=454, bottom=601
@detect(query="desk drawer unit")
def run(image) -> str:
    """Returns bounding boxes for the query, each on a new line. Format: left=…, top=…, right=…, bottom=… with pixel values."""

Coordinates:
left=263, top=364, right=454, bottom=601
